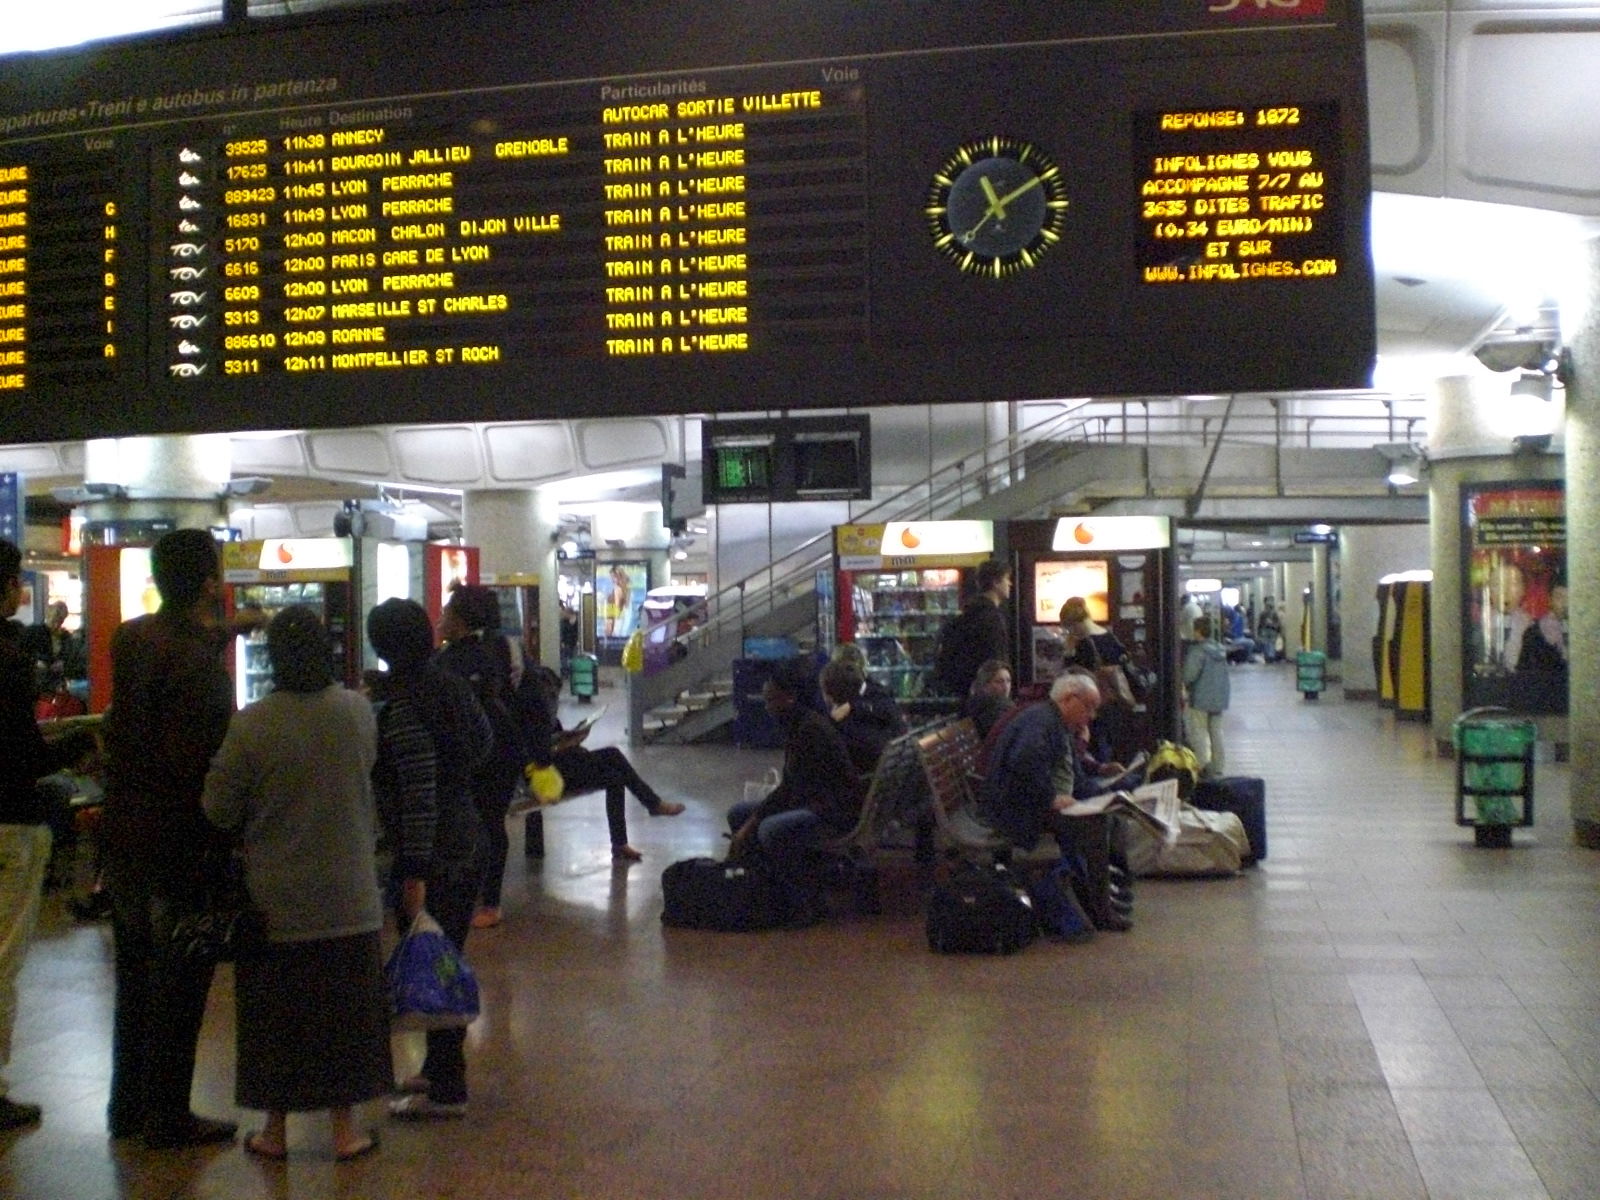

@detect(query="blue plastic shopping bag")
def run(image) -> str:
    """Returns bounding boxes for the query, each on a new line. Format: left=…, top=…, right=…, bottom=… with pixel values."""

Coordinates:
left=385, top=910, right=481, bottom=1031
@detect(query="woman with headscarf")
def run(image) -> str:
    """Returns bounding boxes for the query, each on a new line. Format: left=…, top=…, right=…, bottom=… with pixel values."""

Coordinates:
left=200, top=605, right=389, bottom=1161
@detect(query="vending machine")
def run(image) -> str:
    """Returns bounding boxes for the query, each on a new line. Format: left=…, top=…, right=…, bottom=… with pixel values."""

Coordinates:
left=1009, top=516, right=1178, bottom=744
left=222, top=538, right=361, bottom=707
left=833, top=520, right=996, bottom=704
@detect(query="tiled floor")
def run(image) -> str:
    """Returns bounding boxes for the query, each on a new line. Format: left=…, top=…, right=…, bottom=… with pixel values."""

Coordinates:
left=4, top=664, right=1598, bottom=1199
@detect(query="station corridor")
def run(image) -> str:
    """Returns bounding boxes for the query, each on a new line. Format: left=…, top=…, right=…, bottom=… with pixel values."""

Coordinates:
left=4, top=663, right=1598, bottom=1200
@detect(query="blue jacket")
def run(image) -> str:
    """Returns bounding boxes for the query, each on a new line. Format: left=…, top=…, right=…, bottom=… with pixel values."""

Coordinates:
left=977, top=700, right=1086, bottom=849
left=1183, top=638, right=1230, bottom=713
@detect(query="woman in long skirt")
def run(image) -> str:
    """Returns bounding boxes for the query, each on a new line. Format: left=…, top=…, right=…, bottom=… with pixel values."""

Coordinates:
left=202, top=605, right=390, bottom=1161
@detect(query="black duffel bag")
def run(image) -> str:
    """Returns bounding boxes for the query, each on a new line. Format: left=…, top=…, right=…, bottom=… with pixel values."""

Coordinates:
left=660, top=856, right=784, bottom=932
left=926, top=860, right=1038, bottom=954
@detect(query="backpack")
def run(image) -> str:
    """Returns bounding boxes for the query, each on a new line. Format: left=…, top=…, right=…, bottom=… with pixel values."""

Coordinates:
left=1145, top=739, right=1200, bottom=800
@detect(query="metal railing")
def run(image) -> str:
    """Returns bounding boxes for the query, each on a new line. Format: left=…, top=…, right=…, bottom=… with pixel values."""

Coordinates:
left=630, top=392, right=1430, bottom=731
left=630, top=401, right=1100, bottom=704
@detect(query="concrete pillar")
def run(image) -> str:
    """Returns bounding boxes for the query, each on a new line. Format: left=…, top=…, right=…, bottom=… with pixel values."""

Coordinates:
left=1425, top=374, right=1567, bottom=758
left=1311, top=542, right=1332, bottom=666
left=1282, top=560, right=1314, bottom=656
left=1566, top=237, right=1600, bottom=846
left=462, top=487, right=561, bottom=669
left=80, top=434, right=232, bottom=533
left=1338, top=524, right=1431, bottom=699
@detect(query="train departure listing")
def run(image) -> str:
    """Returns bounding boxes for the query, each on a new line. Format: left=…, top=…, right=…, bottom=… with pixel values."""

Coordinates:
left=128, top=81, right=868, bottom=381
left=1135, top=103, right=1343, bottom=285
left=0, top=155, right=125, bottom=391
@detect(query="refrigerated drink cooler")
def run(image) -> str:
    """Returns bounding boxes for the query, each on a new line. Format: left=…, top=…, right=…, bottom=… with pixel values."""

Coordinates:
left=832, top=520, right=995, bottom=711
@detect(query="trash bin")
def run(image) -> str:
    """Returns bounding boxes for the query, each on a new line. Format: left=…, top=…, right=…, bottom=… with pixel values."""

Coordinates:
left=569, top=652, right=599, bottom=702
left=1452, top=706, right=1536, bottom=848
left=1295, top=650, right=1326, bottom=700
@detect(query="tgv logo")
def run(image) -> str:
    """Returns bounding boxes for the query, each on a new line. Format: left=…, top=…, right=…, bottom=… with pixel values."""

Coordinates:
left=1208, top=0, right=1326, bottom=16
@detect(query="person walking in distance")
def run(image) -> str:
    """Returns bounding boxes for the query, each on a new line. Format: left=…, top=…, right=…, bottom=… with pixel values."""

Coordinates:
left=101, top=529, right=256, bottom=1149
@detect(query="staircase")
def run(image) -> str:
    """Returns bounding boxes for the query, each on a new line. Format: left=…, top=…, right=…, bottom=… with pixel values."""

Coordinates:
left=628, top=393, right=1430, bottom=743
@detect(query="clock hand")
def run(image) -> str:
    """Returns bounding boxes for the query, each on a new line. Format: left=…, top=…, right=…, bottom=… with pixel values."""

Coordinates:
left=995, top=173, right=1043, bottom=210
left=980, top=174, right=1005, bottom=217
left=961, top=171, right=1044, bottom=243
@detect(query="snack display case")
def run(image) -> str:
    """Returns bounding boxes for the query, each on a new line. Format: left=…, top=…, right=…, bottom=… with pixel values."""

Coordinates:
left=222, top=538, right=360, bottom=708
left=833, top=520, right=995, bottom=701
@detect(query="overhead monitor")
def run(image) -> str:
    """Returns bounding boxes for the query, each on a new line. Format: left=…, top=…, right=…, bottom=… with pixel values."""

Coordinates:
left=0, top=0, right=1374, bottom=441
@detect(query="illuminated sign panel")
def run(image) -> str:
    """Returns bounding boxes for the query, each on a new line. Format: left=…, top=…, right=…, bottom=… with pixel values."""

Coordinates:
left=0, top=0, right=1372, bottom=440
left=1135, top=103, right=1343, bottom=285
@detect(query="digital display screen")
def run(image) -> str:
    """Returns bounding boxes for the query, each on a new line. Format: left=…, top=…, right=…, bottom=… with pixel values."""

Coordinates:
left=708, top=438, right=775, bottom=502
left=0, top=0, right=1373, bottom=441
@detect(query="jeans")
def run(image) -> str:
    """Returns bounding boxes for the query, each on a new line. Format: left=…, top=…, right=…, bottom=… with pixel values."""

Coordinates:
left=0, top=824, right=51, bottom=1093
left=396, top=862, right=476, bottom=1105
left=726, top=800, right=825, bottom=919
left=106, top=865, right=219, bottom=1136
left=555, top=746, right=664, bottom=848
left=473, top=757, right=524, bottom=909
left=1183, top=708, right=1227, bottom=777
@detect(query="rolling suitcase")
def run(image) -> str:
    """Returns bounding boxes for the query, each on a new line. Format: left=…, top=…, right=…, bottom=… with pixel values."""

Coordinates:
left=660, top=857, right=783, bottom=931
left=1193, top=776, right=1267, bottom=863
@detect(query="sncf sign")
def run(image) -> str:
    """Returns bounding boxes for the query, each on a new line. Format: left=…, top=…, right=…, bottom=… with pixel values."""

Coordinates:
left=1207, top=0, right=1327, bottom=16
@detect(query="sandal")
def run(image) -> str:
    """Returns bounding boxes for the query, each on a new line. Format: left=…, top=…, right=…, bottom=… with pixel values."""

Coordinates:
left=243, top=1131, right=288, bottom=1162
left=335, top=1132, right=379, bottom=1162
left=651, top=801, right=686, bottom=817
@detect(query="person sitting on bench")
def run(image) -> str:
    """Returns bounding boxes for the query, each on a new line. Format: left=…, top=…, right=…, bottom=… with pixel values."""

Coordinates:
left=820, top=659, right=905, bottom=777
left=519, top=677, right=683, bottom=863
left=726, top=658, right=865, bottom=927
left=976, top=672, right=1133, bottom=931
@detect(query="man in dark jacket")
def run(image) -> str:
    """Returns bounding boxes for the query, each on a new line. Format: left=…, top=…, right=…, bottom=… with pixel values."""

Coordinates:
left=977, top=672, right=1131, bottom=931
left=726, top=658, right=864, bottom=926
left=100, top=529, right=243, bottom=1148
left=369, top=597, right=492, bottom=1119
left=931, top=559, right=1012, bottom=697
left=0, top=540, right=95, bottom=1130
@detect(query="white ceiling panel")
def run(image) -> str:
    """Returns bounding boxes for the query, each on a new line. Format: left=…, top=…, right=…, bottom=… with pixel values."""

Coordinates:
left=392, top=426, right=483, bottom=484
left=482, top=422, right=578, bottom=483
left=573, top=419, right=670, bottom=471
left=305, top=428, right=393, bottom=477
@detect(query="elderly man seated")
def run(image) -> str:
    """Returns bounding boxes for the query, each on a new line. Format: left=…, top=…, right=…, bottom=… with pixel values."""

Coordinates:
left=976, top=672, right=1133, bottom=931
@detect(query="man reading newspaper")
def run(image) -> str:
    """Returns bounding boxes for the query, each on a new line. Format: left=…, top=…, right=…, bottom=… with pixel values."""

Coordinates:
left=977, top=672, right=1142, bottom=931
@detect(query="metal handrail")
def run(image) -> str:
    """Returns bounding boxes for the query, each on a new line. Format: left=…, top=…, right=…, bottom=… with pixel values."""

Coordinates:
left=636, top=393, right=1431, bottom=685
left=637, top=401, right=1100, bottom=669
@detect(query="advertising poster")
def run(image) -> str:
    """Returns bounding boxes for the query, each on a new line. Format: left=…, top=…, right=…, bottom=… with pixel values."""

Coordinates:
left=1462, top=482, right=1566, bottom=714
left=597, top=562, right=648, bottom=641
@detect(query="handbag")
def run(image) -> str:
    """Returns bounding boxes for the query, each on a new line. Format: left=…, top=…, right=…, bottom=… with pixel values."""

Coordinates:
left=167, top=849, right=266, bottom=967
left=1086, top=636, right=1137, bottom=708
left=385, top=910, right=482, bottom=1030
left=526, top=761, right=566, bottom=804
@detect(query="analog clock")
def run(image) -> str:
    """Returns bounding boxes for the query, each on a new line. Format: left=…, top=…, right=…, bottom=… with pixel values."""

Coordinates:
left=926, top=136, right=1070, bottom=276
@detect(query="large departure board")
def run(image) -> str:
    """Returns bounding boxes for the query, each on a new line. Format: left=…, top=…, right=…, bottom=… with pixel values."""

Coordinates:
left=0, top=0, right=1373, bottom=442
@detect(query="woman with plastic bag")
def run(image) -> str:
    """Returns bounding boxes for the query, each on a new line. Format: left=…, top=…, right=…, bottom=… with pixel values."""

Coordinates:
left=367, top=598, right=491, bottom=1121
left=199, top=606, right=390, bottom=1161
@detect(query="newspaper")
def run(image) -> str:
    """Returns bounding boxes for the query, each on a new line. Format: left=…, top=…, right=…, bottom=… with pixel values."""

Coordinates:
left=1056, top=777, right=1181, bottom=841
